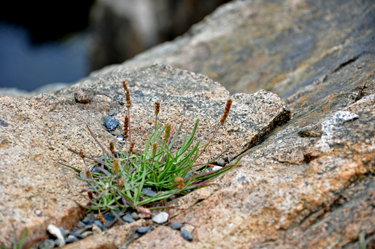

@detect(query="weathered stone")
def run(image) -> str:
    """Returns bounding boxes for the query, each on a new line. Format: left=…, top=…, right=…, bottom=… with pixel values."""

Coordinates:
left=1, top=1, right=374, bottom=248
left=0, top=64, right=288, bottom=248
left=121, top=0, right=374, bottom=99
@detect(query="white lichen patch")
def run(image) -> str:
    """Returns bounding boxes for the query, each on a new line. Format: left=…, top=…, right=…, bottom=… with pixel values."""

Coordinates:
left=316, top=111, right=359, bottom=152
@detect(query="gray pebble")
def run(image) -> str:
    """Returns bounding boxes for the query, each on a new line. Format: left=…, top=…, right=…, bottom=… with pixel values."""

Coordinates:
left=181, top=230, right=193, bottom=241
left=131, top=212, right=139, bottom=220
left=170, top=222, right=183, bottom=230
left=123, top=213, right=135, bottom=223
left=104, top=117, right=119, bottom=131
left=136, top=227, right=149, bottom=234
left=142, top=188, right=157, bottom=196
left=72, top=232, right=85, bottom=239
left=109, top=109, right=117, bottom=116
left=75, top=225, right=92, bottom=234
left=39, top=239, right=55, bottom=249
left=94, top=220, right=104, bottom=231
left=65, top=235, right=79, bottom=243
left=76, top=221, right=85, bottom=228
left=217, top=158, right=225, bottom=166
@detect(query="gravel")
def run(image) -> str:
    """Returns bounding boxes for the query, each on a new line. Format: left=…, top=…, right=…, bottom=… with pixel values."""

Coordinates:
left=123, top=213, right=136, bottom=223
left=104, top=117, right=119, bottom=131
left=181, top=230, right=193, bottom=241
left=170, top=222, right=183, bottom=230
left=152, top=212, right=169, bottom=224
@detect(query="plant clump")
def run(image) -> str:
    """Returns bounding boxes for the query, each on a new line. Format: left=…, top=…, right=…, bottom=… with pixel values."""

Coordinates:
left=60, top=81, right=241, bottom=224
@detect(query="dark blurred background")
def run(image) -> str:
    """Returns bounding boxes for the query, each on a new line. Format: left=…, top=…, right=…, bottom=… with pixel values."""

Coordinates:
left=0, top=0, right=231, bottom=93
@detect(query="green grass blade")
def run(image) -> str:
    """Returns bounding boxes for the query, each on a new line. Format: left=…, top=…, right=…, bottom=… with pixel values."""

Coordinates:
left=17, top=228, right=28, bottom=249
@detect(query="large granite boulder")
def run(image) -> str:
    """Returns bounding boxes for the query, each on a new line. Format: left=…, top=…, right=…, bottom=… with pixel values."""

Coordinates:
left=121, top=0, right=375, bottom=98
left=1, top=0, right=375, bottom=248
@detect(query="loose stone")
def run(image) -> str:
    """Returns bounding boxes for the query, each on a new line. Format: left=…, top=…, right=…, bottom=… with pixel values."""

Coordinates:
left=212, top=166, right=222, bottom=171
left=136, top=226, right=149, bottom=234
left=152, top=212, right=169, bottom=224
left=131, top=212, right=139, bottom=220
left=39, top=239, right=55, bottom=249
left=142, top=188, right=157, bottom=196
left=65, top=235, right=79, bottom=243
left=117, top=134, right=125, bottom=142
left=217, top=158, right=225, bottom=166
left=91, top=168, right=101, bottom=174
left=109, top=109, right=117, bottom=116
left=81, top=231, right=93, bottom=237
left=170, top=222, right=183, bottom=230
left=47, top=224, right=65, bottom=247
left=104, top=117, right=119, bottom=131
left=123, top=213, right=135, bottom=223
left=94, top=220, right=104, bottom=231
left=76, top=221, right=86, bottom=228
left=72, top=232, right=85, bottom=239
left=181, top=230, right=193, bottom=241
left=92, top=224, right=102, bottom=235
left=75, top=225, right=93, bottom=234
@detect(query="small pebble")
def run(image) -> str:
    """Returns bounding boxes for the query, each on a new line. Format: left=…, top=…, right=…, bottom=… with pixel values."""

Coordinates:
left=65, top=235, right=79, bottom=243
left=181, top=230, right=193, bottom=241
left=47, top=224, right=65, bottom=247
left=91, top=169, right=101, bottom=174
left=152, top=212, right=169, bottom=224
left=117, top=134, right=125, bottom=142
left=123, top=213, right=135, bottom=223
left=109, top=109, right=117, bottom=116
left=94, top=220, right=104, bottom=231
left=217, top=158, right=226, bottom=166
left=170, top=222, right=183, bottom=230
left=138, top=213, right=148, bottom=219
left=82, top=216, right=95, bottom=225
left=142, top=188, right=157, bottom=196
left=35, top=210, right=42, bottom=216
left=104, top=117, right=119, bottom=131
left=76, top=221, right=86, bottom=228
left=72, top=232, right=85, bottom=239
left=212, top=166, right=222, bottom=171
left=59, top=227, right=69, bottom=238
left=136, top=227, right=149, bottom=234
left=131, top=212, right=139, bottom=220
left=81, top=231, right=93, bottom=237
left=74, top=88, right=94, bottom=103
left=92, top=224, right=102, bottom=235
left=103, top=212, right=116, bottom=223
left=75, top=225, right=92, bottom=234
left=39, top=239, right=55, bottom=249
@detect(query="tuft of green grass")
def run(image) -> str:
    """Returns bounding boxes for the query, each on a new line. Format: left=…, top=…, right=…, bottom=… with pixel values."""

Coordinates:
left=59, top=81, right=241, bottom=222
left=0, top=225, right=46, bottom=249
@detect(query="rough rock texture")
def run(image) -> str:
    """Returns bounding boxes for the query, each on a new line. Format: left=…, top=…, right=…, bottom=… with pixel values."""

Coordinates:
left=0, top=64, right=289, bottom=248
left=120, top=0, right=375, bottom=97
left=1, top=0, right=375, bottom=248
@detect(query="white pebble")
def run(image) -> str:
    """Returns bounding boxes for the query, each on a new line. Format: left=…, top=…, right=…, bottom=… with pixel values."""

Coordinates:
left=47, top=224, right=65, bottom=247
left=212, top=166, right=222, bottom=171
left=152, top=212, right=169, bottom=224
